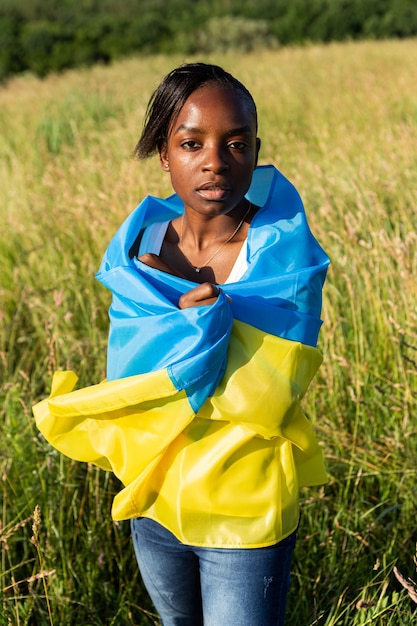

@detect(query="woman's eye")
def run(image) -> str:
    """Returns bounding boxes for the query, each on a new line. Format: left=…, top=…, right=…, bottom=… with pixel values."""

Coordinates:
left=229, top=141, right=248, bottom=151
left=181, top=140, right=200, bottom=150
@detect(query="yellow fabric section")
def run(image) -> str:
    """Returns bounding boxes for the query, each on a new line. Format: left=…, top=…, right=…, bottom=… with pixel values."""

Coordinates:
left=33, top=320, right=327, bottom=548
left=139, top=321, right=327, bottom=546
left=33, top=369, right=194, bottom=482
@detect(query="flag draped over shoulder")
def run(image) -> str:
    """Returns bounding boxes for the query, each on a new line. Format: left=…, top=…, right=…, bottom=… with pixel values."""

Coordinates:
left=33, top=165, right=330, bottom=548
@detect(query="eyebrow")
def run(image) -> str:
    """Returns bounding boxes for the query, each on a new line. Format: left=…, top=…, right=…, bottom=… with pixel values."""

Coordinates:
left=173, top=124, right=253, bottom=136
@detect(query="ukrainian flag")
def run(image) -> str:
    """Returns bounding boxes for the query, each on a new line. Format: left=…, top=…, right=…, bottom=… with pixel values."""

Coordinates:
left=33, top=165, right=330, bottom=548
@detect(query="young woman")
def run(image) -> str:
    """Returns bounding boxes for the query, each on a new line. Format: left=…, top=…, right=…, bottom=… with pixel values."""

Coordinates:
left=34, top=63, right=330, bottom=625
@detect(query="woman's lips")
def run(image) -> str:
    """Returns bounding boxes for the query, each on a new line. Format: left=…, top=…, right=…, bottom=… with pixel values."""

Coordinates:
left=197, top=184, right=230, bottom=201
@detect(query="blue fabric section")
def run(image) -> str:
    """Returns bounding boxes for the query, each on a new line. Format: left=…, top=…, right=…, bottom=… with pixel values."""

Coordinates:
left=228, top=294, right=322, bottom=347
left=96, top=165, right=330, bottom=410
left=98, top=267, right=233, bottom=412
left=167, top=291, right=232, bottom=412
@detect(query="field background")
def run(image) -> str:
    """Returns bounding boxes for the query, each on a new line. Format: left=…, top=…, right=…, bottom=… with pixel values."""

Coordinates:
left=1, top=39, right=416, bottom=625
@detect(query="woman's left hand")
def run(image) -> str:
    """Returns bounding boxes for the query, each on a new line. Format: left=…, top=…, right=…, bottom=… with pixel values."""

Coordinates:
left=137, top=253, right=186, bottom=278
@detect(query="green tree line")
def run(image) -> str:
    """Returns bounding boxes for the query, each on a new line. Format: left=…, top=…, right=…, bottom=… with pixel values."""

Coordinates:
left=1, top=0, right=416, bottom=80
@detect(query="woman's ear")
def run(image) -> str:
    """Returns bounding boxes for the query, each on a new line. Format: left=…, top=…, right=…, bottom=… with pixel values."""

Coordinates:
left=254, top=137, right=261, bottom=168
left=159, top=146, right=169, bottom=171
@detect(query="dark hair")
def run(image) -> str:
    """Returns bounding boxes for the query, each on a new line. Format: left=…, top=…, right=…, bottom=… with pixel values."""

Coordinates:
left=133, top=62, right=258, bottom=159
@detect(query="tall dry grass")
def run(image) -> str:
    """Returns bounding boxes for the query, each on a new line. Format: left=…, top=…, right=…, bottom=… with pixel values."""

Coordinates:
left=1, top=40, right=416, bottom=624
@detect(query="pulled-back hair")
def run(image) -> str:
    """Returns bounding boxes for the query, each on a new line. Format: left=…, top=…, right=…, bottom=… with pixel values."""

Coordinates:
left=133, top=62, right=257, bottom=159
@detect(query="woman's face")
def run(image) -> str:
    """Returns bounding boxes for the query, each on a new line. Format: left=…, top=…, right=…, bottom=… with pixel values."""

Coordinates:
left=159, top=84, right=260, bottom=217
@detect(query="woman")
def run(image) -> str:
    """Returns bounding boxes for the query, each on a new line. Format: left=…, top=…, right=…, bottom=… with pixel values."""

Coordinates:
left=34, top=63, right=330, bottom=625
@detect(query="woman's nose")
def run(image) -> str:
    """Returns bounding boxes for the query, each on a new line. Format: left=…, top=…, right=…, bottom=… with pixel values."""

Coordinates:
left=203, top=144, right=229, bottom=172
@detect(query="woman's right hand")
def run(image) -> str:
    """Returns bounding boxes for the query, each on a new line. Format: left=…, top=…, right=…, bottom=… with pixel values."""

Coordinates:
left=178, top=282, right=221, bottom=309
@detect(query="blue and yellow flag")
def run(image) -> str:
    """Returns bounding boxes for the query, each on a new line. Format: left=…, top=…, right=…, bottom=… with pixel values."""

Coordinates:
left=33, top=165, right=330, bottom=548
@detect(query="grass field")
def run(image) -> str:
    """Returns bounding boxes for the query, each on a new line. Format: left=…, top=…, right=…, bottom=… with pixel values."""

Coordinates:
left=1, top=39, right=416, bottom=625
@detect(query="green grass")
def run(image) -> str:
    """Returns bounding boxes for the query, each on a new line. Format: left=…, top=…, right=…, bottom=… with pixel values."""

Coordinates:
left=1, top=40, right=416, bottom=624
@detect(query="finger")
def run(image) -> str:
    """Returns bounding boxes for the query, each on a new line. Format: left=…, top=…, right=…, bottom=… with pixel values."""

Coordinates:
left=197, top=282, right=219, bottom=301
left=178, top=283, right=220, bottom=309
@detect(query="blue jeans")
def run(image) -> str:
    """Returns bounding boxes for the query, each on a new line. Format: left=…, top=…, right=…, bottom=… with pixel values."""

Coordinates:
left=131, top=517, right=296, bottom=626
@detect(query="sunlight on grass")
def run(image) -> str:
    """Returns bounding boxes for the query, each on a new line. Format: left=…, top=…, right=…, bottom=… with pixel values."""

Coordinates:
left=1, top=40, right=416, bottom=624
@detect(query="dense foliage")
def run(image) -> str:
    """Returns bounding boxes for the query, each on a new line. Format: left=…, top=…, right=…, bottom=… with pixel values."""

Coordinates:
left=1, top=0, right=417, bottom=80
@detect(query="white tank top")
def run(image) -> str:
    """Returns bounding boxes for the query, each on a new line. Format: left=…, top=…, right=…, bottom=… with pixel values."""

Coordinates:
left=139, top=220, right=248, bottom=284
